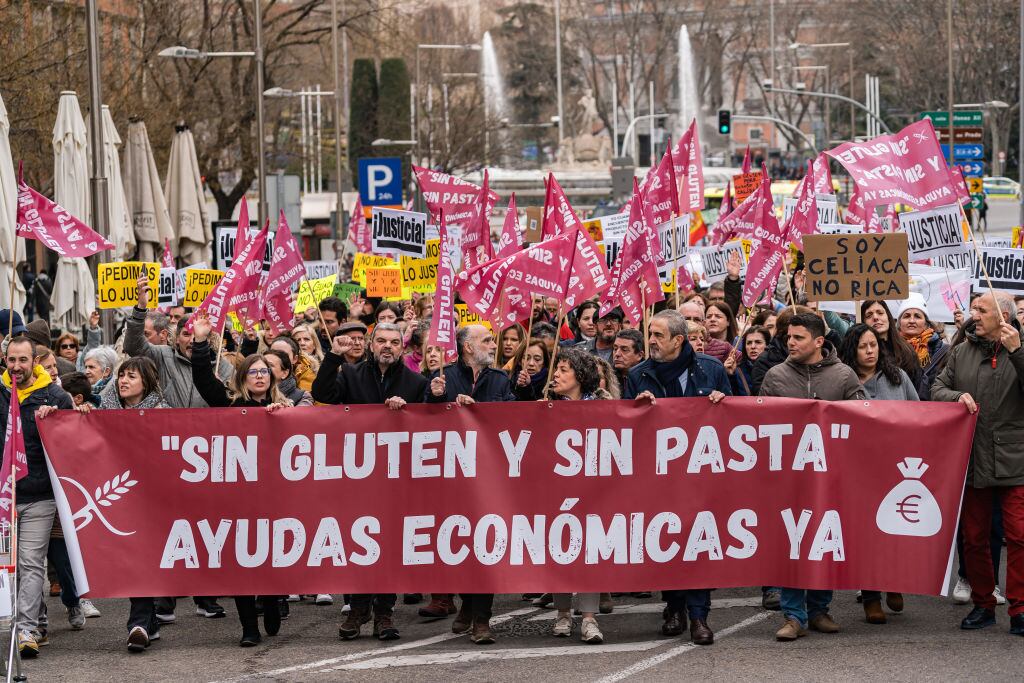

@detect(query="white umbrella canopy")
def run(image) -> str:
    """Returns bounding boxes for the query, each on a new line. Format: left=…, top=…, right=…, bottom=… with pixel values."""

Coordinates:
left=52, top=91, right=95, bottom=333
left=123, top=119, right=174, bottom=262
left=165, top=125, right=211, bottom=264
left=99, top=105, right=135, bottom=261
left=0, top=91, right=27, bottom=316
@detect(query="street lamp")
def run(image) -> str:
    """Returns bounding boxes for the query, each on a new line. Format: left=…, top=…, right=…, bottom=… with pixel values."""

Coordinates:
left=158, top=3, right=267, bottom=229
left=789, top=41, right=854, bottom=139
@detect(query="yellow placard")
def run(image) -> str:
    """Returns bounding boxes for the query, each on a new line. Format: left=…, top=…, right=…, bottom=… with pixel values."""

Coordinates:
left=96, top=261, right=160, bottom=309
left=226, top=312, right=259, bottom=334
left=582, top=217, right=604, bottom=243
left=454, top=303, right=492, bottom=330
left=292, top=274, right=339, bottom=314
left=353, top=253, right=398, bottom=286
left=182, top=268, right=225, bottom=307
left=1013, top=226, right=1022, bottom=248
left=366, top=267, right=403, bottom=299
left=400, top=239, right=440, bottom=294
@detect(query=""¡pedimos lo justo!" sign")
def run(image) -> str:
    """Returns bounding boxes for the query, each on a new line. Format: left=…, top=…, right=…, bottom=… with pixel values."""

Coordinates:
left=803, top=233, right=910, bottom=301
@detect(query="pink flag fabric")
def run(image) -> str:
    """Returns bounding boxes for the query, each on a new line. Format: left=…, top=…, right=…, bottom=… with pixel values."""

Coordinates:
left=674, top=120, right=705, bottom=211
left=427, top=212, right=459, bottom=362
left=541, top=174, right=582, bottom=239
left=844, top=186, right=883, bottom=233
left=495, top=194, right=523, bottom=259
left=784, top=161, right=820, bottom=249
left=0, top=376, right=27, bottom=530
left=713, top=165, right=772, bottom=246
left=413, top=166, right=498, bottom=227
left=825, top=119, right=958, bottom=211
left=463, top=170, right=496, bottom=269
left=741, top=146, right=752, bottom=173
left=188, top=222, right=269, bottom=333
left=601, top=179, right=665, bottom=324
left=161, top=239, right=174, bottom=268
left=884, top=204, right=900, bottom=233
left=811, top=154, right=834, bottom=195
left=15, top=179, right=114, bottom=258
left=742, top=179, right=785, bottom=308
left=233, top=201, right=251, bottom=263
left=261, top=212, right=306, bottom=333
left=348, top=198, right=372, bottom=253
left=950, top=167, right=972, bottom=206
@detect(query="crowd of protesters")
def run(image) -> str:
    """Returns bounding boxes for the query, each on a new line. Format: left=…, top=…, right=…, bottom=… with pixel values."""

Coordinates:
left=0, top=257, right=1021, bottom=658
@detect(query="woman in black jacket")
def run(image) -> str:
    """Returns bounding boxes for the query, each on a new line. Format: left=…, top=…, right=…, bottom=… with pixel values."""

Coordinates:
left=511, top=339, right=551, bottom=401
left=191, top=314, right=292, bottom=647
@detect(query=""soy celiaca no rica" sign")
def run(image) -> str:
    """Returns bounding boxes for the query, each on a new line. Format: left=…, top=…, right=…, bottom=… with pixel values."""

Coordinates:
left=803, top=233, right=910, bottom=301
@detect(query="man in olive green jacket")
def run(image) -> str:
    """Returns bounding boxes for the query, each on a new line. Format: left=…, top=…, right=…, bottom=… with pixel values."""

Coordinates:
left=933, top=291, right=1024, bottom=636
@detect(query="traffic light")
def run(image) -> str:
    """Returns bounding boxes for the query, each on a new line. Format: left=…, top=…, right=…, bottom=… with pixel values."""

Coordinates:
left=718, top=109, right=731, bottom=136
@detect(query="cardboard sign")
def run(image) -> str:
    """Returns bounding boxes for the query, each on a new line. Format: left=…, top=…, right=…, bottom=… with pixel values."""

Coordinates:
left=304, top=260, right=339, bottom=281
left=898, top=204, right=965, bottom=260
left=803, top=233, right=910, bottom=301
left=454, top=303, right=492, bottom=330
left=783, top=195, right=839, bottom=227
left=523, top=206, right=544, bottom=243
left=365, top=267, right=403, bottom=299
left=400, top=239, right=441, bottom=294
left=158, top=267, right=177, bottom=307
left=732, top=171, right=762, bottom=204
left=97, top=262, right=159, bottom=309
left=183, top=269, right=225, bottom=307
left=694, top=241, right=748, bottom=284
left=293, top=274, right=339, bottom=314
left=352, top=253, right=398, bottom=286
left=371, top=207, right=428, bottom=258
left=973, top=246, right=1024, bottom=294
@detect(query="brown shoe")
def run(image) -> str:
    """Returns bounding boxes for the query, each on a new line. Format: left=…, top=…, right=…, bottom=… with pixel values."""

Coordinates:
left=452, top=606, right=473, bottom=634
left=49, top=581, right=61, bottom=597
left=863, top=600, right=887, bottom=624
left=599, top=593, right=614, bottom=614
left=689, top=617, right=714, bottom=645
left=418, top=594, right=455, bottom=619
left=885, top=592, right=904, bottom=613
left=809, top=613, right=840, bottom=633
left=338, top=609, right=370, bottom=640
left=470, top=620, right=495, bottom=644
left=373, top=613, right=399, bottom=640
left=661, top=609, right=685, bottom=636
left=775, top=618, right=808, bottom=641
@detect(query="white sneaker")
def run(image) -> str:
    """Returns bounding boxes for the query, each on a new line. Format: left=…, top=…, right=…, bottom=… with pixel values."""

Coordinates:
left=286, top=595, right=301, bottom=602
left=581, top=616, right=603, bottom=644
left=80, top=599, right=101, bottom=618
left=315, top=594, right=333, bottom=606
left=952, top=577, right=971, bottom=604
left=552, top=614, right=572, bottom=637
left=127, top=626, right=149, bottom=652
left=994, top=585, right=1007, bottom=605
left=341, top=603, right=351, bottom=614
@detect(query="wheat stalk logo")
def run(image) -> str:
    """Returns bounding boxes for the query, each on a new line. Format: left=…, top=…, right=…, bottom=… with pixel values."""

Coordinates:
left=60, top=469, right=138, bottom=536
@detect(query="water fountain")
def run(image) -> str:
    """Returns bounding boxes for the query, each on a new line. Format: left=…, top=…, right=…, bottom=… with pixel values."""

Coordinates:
left=677, top=25, right=701, bottom=138
left=480, top=31, right=509, bottom=122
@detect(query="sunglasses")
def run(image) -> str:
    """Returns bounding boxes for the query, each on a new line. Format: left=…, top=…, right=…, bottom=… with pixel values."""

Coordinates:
left=60, top=343, right=78, bottom=350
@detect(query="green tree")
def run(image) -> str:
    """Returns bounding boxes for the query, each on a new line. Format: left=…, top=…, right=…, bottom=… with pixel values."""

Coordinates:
left=348, top=58, right=379, bottom=188
left=377, top=58, right=411, bottom=189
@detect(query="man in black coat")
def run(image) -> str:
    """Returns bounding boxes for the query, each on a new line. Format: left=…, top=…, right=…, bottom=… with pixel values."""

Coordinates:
left=311, top=322, right=427, bottom=642
left=424, top=324, right=514, bottom=644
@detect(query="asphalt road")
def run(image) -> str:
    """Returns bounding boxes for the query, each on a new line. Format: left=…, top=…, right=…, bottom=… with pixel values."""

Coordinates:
left=15, top=574, right=1022, bottom=682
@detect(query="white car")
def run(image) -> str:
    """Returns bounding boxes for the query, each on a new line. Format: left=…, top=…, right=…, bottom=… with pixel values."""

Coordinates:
left=983, top=176, right=1021, bottom=198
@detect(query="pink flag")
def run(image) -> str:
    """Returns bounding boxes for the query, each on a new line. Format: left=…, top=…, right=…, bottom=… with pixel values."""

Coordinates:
left=643, top=147, right=680, bottom=226
left=541, top=174, right=581, bottom=238
left=188, top=222, right=269, bottom=333
left=601, top=179, right=665, bottom=324
left=261, top=212, right=306, bottom=333
left=949, top=166, right=972, bottom=206
left=825, top=119, right=958, bottom=211
left=811, top=154, right=834, bottom=195
left=741, top=146, right=752, bottom=173
left=427, top=212, right=459, bottom=362
left=713, top=164, right=771, bottom=245
left=845, top=186, right=883, bottom=233
left=0, top=376, right=27, bottom=530
left=348, top=198, right=372, bottom=253
left=463, top=170, right=496, bottom=269
left=564, top=223, right=612, bottom=308
left=161, top=239, right=175, bottom=268
left=784, top=161, right=820, bottom=249
left=495, top=194, right=523, bottom=259
left=413, top=166, right=499, bottom=227
left=233, top=201, right=251, bottom=263
left=884, top=204, right=900, bottom=232
left=15, top=178, right=114, bottom=258
left=742, top=180, right=785, bottom=308
left=674, top=120, right=705, bottom=211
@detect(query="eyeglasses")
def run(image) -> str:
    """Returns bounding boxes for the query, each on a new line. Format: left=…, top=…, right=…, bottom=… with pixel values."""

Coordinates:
left=59, top=343, right=78, bottom=350
left=247, top=368, right=271, bottom=377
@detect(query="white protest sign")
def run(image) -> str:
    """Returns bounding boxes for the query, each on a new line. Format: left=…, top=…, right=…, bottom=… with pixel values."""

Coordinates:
left=655, top=216, right=690, bottom=283
left=898, top=203, right=965, bottom=260
left=817, top=223, right=863, bottom=235
left=818, top=264, right=972, bottom=323
left=783, top=194, right=838, bottom=227
left=598, top=213, right=630, bottom=270
left=0, top=569, right=10, bottom=618
left=158, top=267, right=177, bottom=307
left=973, top=246, right=1024, bottom=294
left=932, top=247, right=974, bottom=271
left=215, top=227, right=272, bottom=273
left=371, top=207, right=428, bottom=258
left=304, top=260, right=339, bottom=281
left=695, top=241, right=748, bottom=284
left=175, top=262, right=208, bottom=304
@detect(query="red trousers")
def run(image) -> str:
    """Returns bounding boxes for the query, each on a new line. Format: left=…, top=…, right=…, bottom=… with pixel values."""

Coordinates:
left=961, top=485, right=1024, bottom=616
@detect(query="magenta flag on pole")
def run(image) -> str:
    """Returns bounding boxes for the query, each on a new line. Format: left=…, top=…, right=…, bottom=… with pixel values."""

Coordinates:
left=427, top=212, right=459, bottom=362
left=261, top=212, right=306, bottom=333
left=741, top=146, right=752, bottom=173
left=742, top=179, right=785, bottom=308
left=949, top=166, right=972, bottom=206
left=673, top=120, right=705, bottom=211
left=413, top=166, right=499, bottom=227
left=348, top=198, right=372, bottom=253
left=601, top=179, right=665, bottom=324
left=233, top=201, right=251, bottom=262
left=825, top=119, right=958, bottom=210
left=495, top=194, right=523, bottom=259
left=845, top=186, right=883, bottom=233
left=784, top=161, right=820, bottom=249
left=0, top=375, right=27, bottom=530
left=541, top=174, right=582, bottom=238
left=161, top=239, right=174, bottom=268
left=462, top=170, right=496, bottom=269
left=811, top=154, right=834, bottom=195
left=187, top=222, right=269, bottom=333
left=712, top=165, right=772, bottom=246
left=15, top=179, right=114, bottom=258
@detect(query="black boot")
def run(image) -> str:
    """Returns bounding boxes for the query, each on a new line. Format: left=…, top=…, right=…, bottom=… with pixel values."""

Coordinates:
left=235, top=596, right=261, bottom=647
left=262, top=596, right=281, bottom=636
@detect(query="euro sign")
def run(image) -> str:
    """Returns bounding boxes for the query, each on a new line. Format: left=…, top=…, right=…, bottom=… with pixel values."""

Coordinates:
left=896, top=494, right=921, bottom=523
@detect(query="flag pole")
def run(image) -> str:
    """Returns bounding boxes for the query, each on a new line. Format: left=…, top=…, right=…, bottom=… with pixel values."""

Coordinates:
left=545, top=304, right=565, bottom=396
left=5, top=379, right=23, bottom=681
left=780, top=255, right=798, bottom=312
left=525, top=296, right=537, bottom=341
left=957, top=203, right=997, bottom=298
left=641, top=289, right=650, bottom=357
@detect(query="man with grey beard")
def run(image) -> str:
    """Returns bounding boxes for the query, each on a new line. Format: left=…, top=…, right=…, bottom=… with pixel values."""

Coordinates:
left=424, top=324, right=516, bottom=644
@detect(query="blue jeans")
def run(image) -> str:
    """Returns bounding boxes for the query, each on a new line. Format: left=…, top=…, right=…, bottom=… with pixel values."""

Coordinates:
left=663, top=589, right=711, bottom=620
left=780, top=588, right=832, bottom=627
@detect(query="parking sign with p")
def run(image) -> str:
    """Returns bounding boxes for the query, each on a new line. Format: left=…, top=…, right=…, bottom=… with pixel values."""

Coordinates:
left=358, top=157, right=404, bottom=206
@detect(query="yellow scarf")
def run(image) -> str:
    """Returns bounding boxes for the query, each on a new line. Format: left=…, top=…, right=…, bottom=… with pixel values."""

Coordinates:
left=2, top=365, right=53, bottom=402
left=903, top=329, right=933, bottom=368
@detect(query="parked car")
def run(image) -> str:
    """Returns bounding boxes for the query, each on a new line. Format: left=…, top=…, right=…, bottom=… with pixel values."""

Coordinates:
left=983, top=176, right=1021, bottom=198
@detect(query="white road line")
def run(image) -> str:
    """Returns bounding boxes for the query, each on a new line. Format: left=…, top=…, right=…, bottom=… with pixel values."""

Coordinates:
left=213, top=606, right=539, bottom=682
left=593, top=611, right=772, bottom=683
left=326, top=641, right=667, bottom=671
left=526, top=597, right=761, bottom=621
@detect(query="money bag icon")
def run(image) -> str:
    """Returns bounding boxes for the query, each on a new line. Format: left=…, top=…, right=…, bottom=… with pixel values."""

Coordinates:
left=876, top=457, right=942, bottom=537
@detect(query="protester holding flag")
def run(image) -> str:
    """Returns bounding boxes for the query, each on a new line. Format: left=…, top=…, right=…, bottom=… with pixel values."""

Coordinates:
left=2, top=337, right=73, bottom=658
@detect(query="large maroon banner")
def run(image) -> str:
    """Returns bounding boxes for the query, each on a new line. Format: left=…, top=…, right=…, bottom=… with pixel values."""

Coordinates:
left=39, top=399, right=975, bottom=598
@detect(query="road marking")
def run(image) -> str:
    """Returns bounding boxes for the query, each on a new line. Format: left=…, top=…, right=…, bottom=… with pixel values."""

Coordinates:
left=526, top=596, right=761, bottom=620
left=215, top=607, right=539, bottom=682
left=593, top=611, right=772, bottom=683
left=326, top=641, right=667, bottom=671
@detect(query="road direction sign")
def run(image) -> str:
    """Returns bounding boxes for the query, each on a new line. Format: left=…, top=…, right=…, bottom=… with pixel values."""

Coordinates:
left=920, top=110, right=983, bottom=127
left=969, top=194, right=985, bottom=211
left=940, top=143, right=984, bottom=160
left=966, top=177, right=984, bottom=194
left=955, top=161, right=984, bottom=177
left=938, top=127, right=984, bottom=144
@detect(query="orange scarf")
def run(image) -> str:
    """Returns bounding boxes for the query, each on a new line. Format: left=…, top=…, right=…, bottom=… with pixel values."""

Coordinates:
left=903, top=329, right=933, bottom=367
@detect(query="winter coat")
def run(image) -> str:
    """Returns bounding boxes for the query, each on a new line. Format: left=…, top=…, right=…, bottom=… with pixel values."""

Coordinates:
left=913, top=331, right=950, bottom=401
left=278, top=376, right=314, bottom=407
left=513, top=368, right=548, bottom=402
left=624, top=345, right=732, bottom=399
left=0, top=367, right=73, bottom=504
left=190, top=340, right=278, bottom=409
left=118, top=306, right=233, bottom=408
left=759, top=343, right=866, bottom=401
left=862, top=368, right=919, bottom=402
left=312, top=352, right=427, bottom=405
left=750, top=336, right=789, bottom=396
left=426, top=358, right=516, bottom=404
left=99, top=390, right=171, bottom=411
left=932, top=321, right=1024, bottom=488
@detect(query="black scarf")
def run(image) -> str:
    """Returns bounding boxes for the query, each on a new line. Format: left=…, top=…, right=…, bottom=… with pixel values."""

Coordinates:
left=652, top=343, right=695, bottom=398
